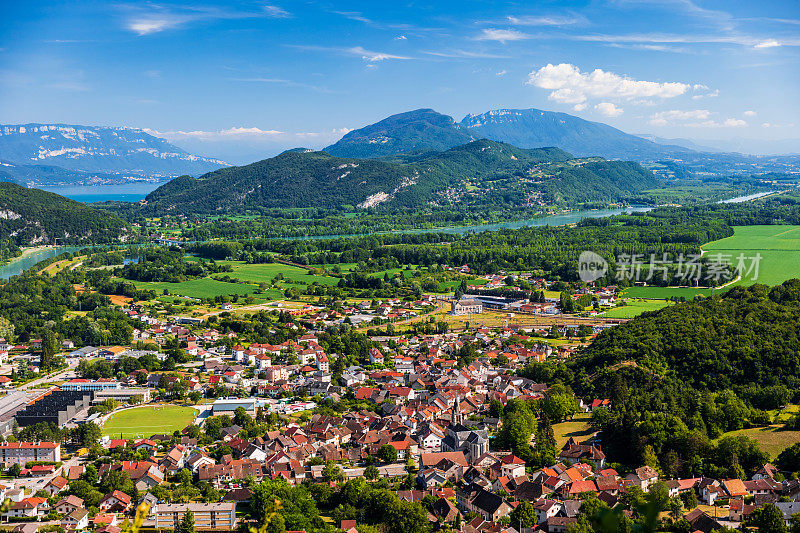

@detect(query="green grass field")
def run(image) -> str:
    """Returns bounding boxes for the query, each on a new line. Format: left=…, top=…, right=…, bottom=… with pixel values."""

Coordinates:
left=621, top=286, right=717, bottom=299
left=131, top=278, right=259, bottom=299
left=553, top=412, right=594, bottom=448
left=702, top=225, right=800, bottom=286
left=601, top=299, right=675, bottom=318
left=621, top=225, right=800, bottom=299
left=220, top=261, right=339, bottom=286
left=102, top=405, right=197, bottom=438
left=716, top=426, right=800, bottom=458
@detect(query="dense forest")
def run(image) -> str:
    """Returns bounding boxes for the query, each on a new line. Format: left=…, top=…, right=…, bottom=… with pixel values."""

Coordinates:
left=522, top=280, right=800, bottom=477
left=0, top=183, right=131, bottom=245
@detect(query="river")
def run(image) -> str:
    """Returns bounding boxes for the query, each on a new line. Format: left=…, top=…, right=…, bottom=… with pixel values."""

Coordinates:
left=0, top=206, right=652, bottom=278
left=286, top=206, right=654, bottom=240
left=718, top=191, right=775, bottom=204
left=0, top=246, right=85, bottom=280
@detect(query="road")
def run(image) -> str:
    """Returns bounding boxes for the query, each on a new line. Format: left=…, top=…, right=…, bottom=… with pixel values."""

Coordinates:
left=16, top=357, right=82, bottom=391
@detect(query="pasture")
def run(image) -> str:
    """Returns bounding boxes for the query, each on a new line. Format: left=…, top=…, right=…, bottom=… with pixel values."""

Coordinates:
left=702, top=225, right=800, bottom=287
left=601, top=299, right=674, bottom=318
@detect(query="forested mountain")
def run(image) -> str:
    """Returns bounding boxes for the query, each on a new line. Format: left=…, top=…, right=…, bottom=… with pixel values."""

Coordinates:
left=324, top=109, right=474, bottom=158
left=0, top=124, right=227, bottom=185
left=141, top=139, right=658, bottom=214
left=0, top=183, right=131, bottom=244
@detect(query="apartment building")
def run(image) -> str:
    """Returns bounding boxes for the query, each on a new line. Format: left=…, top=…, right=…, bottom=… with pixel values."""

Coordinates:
left=0, top=442, right=61, bottom=466
left=153, top=502, right=236, bottom=530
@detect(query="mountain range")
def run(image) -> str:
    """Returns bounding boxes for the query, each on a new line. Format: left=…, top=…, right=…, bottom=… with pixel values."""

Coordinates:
left=325, top=108, right=689, bottom=161
left=0, top=124, right=227, bottom=186
left=325, top=108, right=800, bottom=177
left=141, top=139, right=659, bottom=215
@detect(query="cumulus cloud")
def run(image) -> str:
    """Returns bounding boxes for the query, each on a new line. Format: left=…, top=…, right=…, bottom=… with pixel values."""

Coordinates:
left=475, top=28, right=530, bottom=43
left=595, top=102, right=624, bottom=117
left=496, top=70, right=507, bottom=77
left=744, top=110, right=757, bottom=117
left=573, top=103, right=587, bottom=111
left=649, top=110, right=747, bottom=128
left=526, top=63, right=691, bottom=105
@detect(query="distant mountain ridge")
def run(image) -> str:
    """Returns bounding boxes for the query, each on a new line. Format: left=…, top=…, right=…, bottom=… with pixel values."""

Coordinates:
left=325, top=109, right=475, bottom=158
left=142, top=138, right=659, bottom=214
left=0, top=124, right=227, bottom=186
left=324, top=108, right=689, bottom=161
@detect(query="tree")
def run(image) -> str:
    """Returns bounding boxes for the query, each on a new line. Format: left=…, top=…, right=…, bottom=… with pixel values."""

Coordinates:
left=378, top=444, right=398, bottom=464
left=189, top=391, right=202, bottom=404
left=322, top=461, right=345, bottom=483
left=750, top=504, right=788, bottom=533
left=180, top=510, right=196, bottom=533
left=364, top=464, right=380, bottom=481
left=74, top=422, right=102, bottom=447
left=7, top=463, right=20, bottom=477
left=40, top=328, right=58, bottom=371
left=510, top=501, right=537, bottom=529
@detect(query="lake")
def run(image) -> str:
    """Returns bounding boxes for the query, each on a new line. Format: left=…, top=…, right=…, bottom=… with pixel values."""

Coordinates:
left=40, top=181, right=168, bottom=203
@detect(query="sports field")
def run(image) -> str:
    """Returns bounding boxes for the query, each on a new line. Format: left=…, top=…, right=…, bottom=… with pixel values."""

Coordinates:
left=702, top=225, right=800, bottom=286
left=102, top=405, right=198, bottom=438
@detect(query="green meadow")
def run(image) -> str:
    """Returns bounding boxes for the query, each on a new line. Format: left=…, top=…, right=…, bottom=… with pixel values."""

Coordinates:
left=702, top=225, right=800, bottom=286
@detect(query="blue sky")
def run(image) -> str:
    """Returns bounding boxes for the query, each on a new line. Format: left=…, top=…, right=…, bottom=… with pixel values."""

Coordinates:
left=0, top=0, right=798, bottom=162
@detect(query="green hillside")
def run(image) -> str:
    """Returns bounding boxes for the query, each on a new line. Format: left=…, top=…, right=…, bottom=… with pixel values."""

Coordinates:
left=0, top=182, right=131, bottom=245
left=141, top=139, right=659, bottom=215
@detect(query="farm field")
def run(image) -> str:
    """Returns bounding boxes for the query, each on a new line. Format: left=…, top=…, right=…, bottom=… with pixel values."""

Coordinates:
left=219, top=261, right=339, bottom=286
left=102, top=405, right=197, bottom=438
left=621, top=286, right=717, bottom=299
left=130, top=278, right=259, bottom=299
left=702, top=225, right=800, bottom=286
left=601, top=299, right=674, bottom=318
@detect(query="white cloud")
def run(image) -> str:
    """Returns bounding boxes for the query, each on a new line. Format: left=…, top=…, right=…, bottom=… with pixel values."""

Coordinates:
left=395, top=35, right=407, bottom=40
left=743, top=110, right=757, bottom=117
left=496, top=70, right=507, bottom=77
left=595, top=102, right=624, bottom=117
left=422, top=49, right=510, bottom=59
left=649, top=109, right=747, bottom=128
left=144, top=126, right=351, bottom=143
left=526, top=63, right=691, bottom=105
left=506, top=15, right=583, bottom=26
left=124, top=4, right=289, bottom=36
left=475, top=28, right=530, bottom=43
left=348, top=46, right=411, bottom=62
left=263, top=5, right=290, bottom=18
left=754, top=39, right=781, bottom=49
left=573, top=103, right=587, bottom=111
left=692, top=89, right=719, bottom=99
left=762, top=122, right=772, bottom=128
